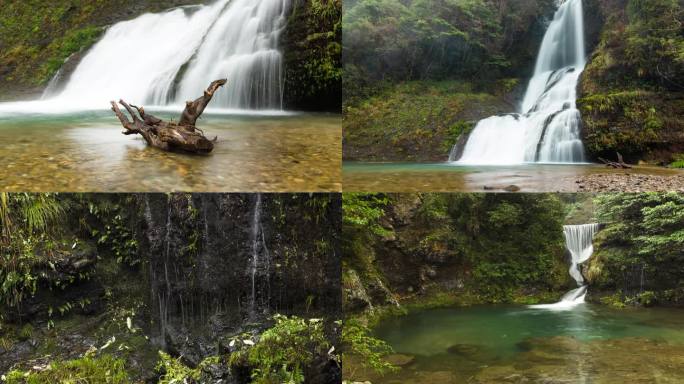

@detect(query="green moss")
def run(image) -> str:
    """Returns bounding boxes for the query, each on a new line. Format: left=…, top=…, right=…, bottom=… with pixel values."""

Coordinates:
left=343, top=81, right=507, bottom=161
left=38, top=26, right=103, bottom=84
left=578, top=0, right=684, bottom=163
left=282, top=0, right=342, bottom=110
left=5, top=354, right=131, bottom=384
left=578, top=91, right=676, bottom=159
left=0, top=0, right=201, bottom=97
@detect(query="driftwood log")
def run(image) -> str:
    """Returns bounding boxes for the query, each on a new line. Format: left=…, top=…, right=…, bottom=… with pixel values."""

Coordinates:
left=598, top=152, right=633, bottom=169
left=110, top=79, right=227, bottom=154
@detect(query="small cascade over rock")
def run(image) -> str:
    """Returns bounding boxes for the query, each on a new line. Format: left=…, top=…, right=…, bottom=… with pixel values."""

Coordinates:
left=451, top=0, right=587, bottom=164
left=248, top=193, right=271, bottom=318
left=137, top=194, right=339, bottom=362
left=530, top=223, right=599, bottom=310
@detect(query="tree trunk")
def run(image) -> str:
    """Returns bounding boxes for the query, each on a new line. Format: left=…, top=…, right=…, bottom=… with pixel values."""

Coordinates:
left=110, top=79, right=227, bottom=154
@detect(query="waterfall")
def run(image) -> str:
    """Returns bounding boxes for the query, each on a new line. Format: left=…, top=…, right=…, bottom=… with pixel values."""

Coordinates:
left=42, top=0, right=288, bottom=110
left=530, top=223, right=599, bottom=310
left=451, top=0, right=586, bottom=164
left=250, top=194, right=263, bottom=316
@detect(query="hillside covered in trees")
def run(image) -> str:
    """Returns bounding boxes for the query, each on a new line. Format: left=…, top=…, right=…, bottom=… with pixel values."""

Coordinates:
left=343, top=0, right=684, bottom=164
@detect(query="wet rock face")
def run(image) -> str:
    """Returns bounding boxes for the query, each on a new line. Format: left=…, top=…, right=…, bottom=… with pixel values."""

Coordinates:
left=137, top=193, right=341, bottom=361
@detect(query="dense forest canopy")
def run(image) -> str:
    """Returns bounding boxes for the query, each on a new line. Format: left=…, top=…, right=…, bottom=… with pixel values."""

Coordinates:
left=343, top=0, right=556, bottom=99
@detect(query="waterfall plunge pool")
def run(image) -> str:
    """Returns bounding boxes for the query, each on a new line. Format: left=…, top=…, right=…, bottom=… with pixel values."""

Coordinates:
left=0, top=109, right=341, bottom=191
left=342, top=162, right=683, bottom=192
left=344, top=304, right=684, bottom=383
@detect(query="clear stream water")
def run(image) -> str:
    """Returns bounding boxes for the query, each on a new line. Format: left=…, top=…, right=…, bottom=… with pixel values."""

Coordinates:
left=0, top=111, right=340, bottom=192
left=346, top=304, right=684, bottom=383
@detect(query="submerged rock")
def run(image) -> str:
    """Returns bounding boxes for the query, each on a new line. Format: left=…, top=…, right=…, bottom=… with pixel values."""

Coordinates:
left=384, top=353, right=415, bottom=367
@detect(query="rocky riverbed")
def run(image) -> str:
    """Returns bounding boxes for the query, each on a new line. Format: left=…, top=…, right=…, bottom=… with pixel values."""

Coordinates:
left=574, top=172, right=684, bottom=192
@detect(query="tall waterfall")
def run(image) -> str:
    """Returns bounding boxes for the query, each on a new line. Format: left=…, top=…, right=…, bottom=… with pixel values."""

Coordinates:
left=531, top=223, right=599, bottom=310
left=451, top=0, right=586, bottom=164
left=45, top=0, right=288, bottom=110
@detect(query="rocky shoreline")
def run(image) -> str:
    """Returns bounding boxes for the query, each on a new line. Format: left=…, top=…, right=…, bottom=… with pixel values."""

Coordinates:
left=574, top=172, right=684, bottom=192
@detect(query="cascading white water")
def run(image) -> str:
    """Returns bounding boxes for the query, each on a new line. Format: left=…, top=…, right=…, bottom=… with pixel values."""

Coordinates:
left=531, top=223, right=599, bottom=310
left=452, top=0, right=586, bottom=164
left=41, top=0, right=288, bottom=110
left=564, top=223, right=599, bottom=286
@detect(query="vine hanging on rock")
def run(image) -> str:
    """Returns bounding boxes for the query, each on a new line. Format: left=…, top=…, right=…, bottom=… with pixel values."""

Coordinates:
left=110, top=79, right=227, bottom=154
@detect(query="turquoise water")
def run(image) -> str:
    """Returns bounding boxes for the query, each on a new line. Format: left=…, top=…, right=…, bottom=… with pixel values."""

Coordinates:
left=346, top=304, right=684, bottom=383
left=375, top=304, right=684, bottom=357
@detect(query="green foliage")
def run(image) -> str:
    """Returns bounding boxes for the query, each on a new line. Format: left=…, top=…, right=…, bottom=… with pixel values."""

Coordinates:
left=4, top=354, right=131, bottom=384
left=669, top=154, right=684, bottom=168
left=344, top=193, right=569, bottom=308
left=0, top=193, right=68, bottom=309
left=342, top=320, right=398, bottom=377
left=283, top=0, right=342, bottom=109
left=343, top=194, right=390, bottom=237
left=625, top=0, right=684, bottom=89
left=592, top=193, right=684, bottom=304
left=599, top=291, right=627, bottom=308
left=156, top=351, right=220, bottom=384
left=578, top=0, right=684, bottom=162
left=343, top=0, right=555, bottom=100
left=87, top=199, right=139, bottom=267
left=228, top=315, right=332, bottom=384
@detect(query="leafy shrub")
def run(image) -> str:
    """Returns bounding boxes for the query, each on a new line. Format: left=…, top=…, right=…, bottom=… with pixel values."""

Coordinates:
left=342, top=320, right=397, bottom=376
left=228, top=315, right=332, bottom=384
left=156, top=351, right=220, bottom=384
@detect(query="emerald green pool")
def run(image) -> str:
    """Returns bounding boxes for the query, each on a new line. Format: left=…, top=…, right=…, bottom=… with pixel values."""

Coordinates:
left=345, top=304, right=684, bottom=383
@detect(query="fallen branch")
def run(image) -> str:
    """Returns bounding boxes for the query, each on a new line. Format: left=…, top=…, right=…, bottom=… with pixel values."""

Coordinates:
left=598, top=152, right=633, bottom=169
left=110, top=79, right=227, bottom=154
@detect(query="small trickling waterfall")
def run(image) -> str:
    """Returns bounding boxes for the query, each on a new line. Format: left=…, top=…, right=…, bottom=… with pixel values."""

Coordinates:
left=531, top=223, right=599, bottom=310
left=250, top=193, right=263, bottom=316
left=451, top=0, right=586, bottom=164
left=44, top=0, right=289, bottom=110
